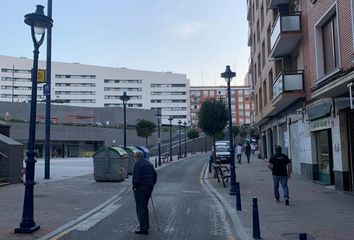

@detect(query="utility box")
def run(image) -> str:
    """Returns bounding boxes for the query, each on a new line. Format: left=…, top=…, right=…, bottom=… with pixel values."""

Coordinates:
left=136, top=146, right=150, bottom=161
left=92, top=147, right=128, bottom=182
left=0, top=134, right=24, bottom=184
left=123, top=146, right=140, bottom=175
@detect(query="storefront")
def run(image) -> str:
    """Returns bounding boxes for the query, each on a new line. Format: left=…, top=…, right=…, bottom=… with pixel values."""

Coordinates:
left=310, top=117, right=334, bottom=185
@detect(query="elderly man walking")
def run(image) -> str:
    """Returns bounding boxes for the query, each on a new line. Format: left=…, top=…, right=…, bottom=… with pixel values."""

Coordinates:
left=132, top=151, right=157, bottom=235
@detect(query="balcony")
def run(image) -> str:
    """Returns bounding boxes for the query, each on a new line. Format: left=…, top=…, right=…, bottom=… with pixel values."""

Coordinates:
left=247, top=0, right=251, bottom=20
left=268, top=0, right=291, bottom=8
left=247, top=27, right=252, bottom=46
left=270, top=12, right=302, bottom=58
left=271, top=70, right=305, bottom=112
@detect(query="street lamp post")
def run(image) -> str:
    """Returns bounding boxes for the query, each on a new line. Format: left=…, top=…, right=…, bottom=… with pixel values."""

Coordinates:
left=156, top=111, right=161, bottom=166
left=44, top=0, right=53, bottom=180
left=15, top=5, right=52, bottom=234
left=178, top=120, right=182, bottom=159
left=168, top=116, right=173, bottom=161
left=221, top=65, right=237, bottom=196
left=183, top=121, right=187, bottom=157
left=119, top=92, right=130, bottom=148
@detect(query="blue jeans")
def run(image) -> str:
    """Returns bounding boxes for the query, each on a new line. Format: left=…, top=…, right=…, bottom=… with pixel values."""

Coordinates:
left=272, top=175, right=289, bottom=200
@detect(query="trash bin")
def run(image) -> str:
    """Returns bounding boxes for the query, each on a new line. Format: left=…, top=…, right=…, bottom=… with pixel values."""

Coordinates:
left=136, top=146, right=150, bottom=161
left=122, top=146, right=140, bottom=175
left=92, top=146, right=128, bottom=182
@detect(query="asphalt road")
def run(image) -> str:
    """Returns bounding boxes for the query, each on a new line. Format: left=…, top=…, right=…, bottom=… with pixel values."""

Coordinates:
left=57, top=154, right=238, bottom=240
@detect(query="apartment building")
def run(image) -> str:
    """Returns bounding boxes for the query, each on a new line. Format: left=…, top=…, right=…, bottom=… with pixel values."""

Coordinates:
left=0, top=55, right=190, bottom=125
left=248, top=0, right=354, bottom=192
left=190, top=86, right=253, bottom=127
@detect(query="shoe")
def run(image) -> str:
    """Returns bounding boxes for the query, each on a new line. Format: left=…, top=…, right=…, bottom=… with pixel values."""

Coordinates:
left=285, top=199, right=289, bottom=206
left=135, top=230, right=149, bottom=235
left=274, top=198, right=280, bottom=203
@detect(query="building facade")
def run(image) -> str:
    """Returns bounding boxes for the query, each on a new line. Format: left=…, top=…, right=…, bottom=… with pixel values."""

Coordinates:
left=248, top=0, right=354, bottom=192
left=190, top=86, right=253, bottom=127
left=0, top=55, right=190, bottom=125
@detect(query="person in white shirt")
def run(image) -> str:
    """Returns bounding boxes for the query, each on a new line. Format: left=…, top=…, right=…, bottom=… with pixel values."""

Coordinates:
left=236, top=144, right=243, bottom=164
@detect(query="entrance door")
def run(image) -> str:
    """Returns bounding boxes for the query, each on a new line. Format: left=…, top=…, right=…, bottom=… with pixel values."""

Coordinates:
left=315, top=130, right=334, bottom=185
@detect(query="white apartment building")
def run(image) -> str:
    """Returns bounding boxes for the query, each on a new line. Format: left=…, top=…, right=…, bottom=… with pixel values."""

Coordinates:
left=0, top=55, right=190, bottom=125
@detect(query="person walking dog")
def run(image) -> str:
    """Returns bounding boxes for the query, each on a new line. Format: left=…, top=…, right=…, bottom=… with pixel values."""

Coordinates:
left=132, top=151, right=157, bottom=235
left=268, top=145, right=291, bottom=205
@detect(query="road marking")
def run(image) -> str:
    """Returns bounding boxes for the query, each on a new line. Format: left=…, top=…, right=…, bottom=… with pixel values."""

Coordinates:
left=39, top=187, right=130, bottom=240
left=74, top=200, right=122, bottom=231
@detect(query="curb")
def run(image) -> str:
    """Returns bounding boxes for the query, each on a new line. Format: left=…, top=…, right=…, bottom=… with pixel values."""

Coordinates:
left=202, top=163, right=251, bottom=240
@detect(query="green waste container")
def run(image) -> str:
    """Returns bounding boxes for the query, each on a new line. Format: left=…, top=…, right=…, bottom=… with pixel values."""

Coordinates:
left=93, top=147, right=128, bottom=182
left=122, top=146, right=141, bottom=175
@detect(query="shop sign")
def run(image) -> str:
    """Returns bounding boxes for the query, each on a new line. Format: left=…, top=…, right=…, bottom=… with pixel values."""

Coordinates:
left=310, top=117, right=331, bottom=132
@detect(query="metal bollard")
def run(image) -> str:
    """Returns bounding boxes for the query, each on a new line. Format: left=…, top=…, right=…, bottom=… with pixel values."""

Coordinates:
left=209, top=156, right=212, bottom=173
left=299, top=233, right=307, bottom=240
left=236, top=182, right=242, bottom=211
left=252, top=197, right=261, bottom=239
left=155, top=157, right=157, bottom=168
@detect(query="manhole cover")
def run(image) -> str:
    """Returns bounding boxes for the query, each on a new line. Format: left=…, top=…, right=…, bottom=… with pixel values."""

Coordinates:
left=281, top=233, right=317, bottom=240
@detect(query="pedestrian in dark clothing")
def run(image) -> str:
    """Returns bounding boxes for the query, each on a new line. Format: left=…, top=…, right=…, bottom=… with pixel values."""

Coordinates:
left=267, top=145, right=291, bottom=205
left=245, top=143, right=251, bottom=164
left=132, top=151, right=157, bottom=235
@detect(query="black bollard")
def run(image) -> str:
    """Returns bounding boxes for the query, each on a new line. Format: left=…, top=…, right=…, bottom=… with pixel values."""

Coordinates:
left=299, top=233, right=307, bottom=240
left=252, top=197, right=261, bottom=239
left=209, top=156, right=212, bottom=173
left=236, top=182, right=242, bottom=211
left=154, top=157, right=157, bottom=168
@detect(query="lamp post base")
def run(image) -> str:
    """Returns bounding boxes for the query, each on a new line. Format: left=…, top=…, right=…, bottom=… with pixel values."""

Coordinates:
left=15, top=224, right=40, bottom=234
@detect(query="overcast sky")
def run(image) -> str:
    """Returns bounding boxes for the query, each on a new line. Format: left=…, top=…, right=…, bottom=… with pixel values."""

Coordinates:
left=0, top=0, right=249, bottom=86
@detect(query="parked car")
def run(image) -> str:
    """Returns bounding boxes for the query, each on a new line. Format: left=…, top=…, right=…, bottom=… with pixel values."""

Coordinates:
left=215, top=140, right=230, bottom=147
left=213, top=145, right=230, bottom=164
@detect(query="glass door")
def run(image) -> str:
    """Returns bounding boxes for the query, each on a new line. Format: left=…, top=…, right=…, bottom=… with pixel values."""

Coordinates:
left=315, top=130, right=334, bottom=185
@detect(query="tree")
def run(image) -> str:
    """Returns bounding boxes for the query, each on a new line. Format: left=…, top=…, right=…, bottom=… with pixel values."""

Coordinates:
left=232, top=126, right=240, bottom=146
left=135, top=119, right=156, bottom=146
left=239, top=129, right=248, bottom=142
left=198, top=99, right=228, bottom=163
left=249, top=126, right=260, bottom=140
left=187, top=128, right=199, bottom=154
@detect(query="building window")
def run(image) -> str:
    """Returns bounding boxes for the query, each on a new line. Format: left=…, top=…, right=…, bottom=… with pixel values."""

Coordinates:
left=260, top=3, right=264, bottom=29
left=263, top=80, right=267, bottom=106
left=262, top=40, right=266, bottom=68
left=268, top=69, right=273, bottom=100
left=315, top=4, right=340, bottom=81
left=352, top=0, right=354, bottom=48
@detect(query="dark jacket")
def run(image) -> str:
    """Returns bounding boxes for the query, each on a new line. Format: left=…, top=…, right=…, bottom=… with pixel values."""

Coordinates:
left=132, top=160, right=157, bottom=190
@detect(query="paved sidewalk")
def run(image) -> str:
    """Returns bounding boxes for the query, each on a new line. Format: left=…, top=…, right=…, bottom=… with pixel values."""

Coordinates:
left=207, top=155, right=354, bottom=240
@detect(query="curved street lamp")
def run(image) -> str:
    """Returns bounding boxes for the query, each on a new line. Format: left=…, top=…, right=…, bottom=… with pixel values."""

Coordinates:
left=15, top=5, right=52, bottom=234
left=156, top=110, right=162, bottom=166
left=119, top=91, right=130, bottom=148
left=178, top=120, right=182, bottom=159
left=168, top=116, right=173, bottom=161
left=183, top=121, right=187, bottom=157
left=221, top=65, right=237, bottom=196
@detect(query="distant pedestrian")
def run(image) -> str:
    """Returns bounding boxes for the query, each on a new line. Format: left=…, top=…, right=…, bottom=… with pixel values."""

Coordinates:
left=267, top=145, right=291, bottom=205
left=245, top=143, right=251, bottom=164
left=132, top=151, right=157, bottom=235
left=236, top=144, right=243, bottom=164
left=251, top=144, right=256, bottom=155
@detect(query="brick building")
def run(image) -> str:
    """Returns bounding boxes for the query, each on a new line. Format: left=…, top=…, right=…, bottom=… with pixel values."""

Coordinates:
left=190, top=86, right=253, bottom=127
left=248, top=0, right=354, bottom=192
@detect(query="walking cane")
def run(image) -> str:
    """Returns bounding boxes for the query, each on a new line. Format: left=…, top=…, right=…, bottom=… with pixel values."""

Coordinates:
left=150, top=196, right=161, bottom=231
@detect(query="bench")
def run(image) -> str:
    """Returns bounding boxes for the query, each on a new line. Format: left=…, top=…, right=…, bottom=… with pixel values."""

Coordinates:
left=161, top=153, right=170, bottom=163
left=211, top=163, right=231, bottom=187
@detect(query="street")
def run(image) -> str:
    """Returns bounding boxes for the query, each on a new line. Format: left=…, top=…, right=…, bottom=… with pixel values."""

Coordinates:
left=55, top=154, right=237, bottom=240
